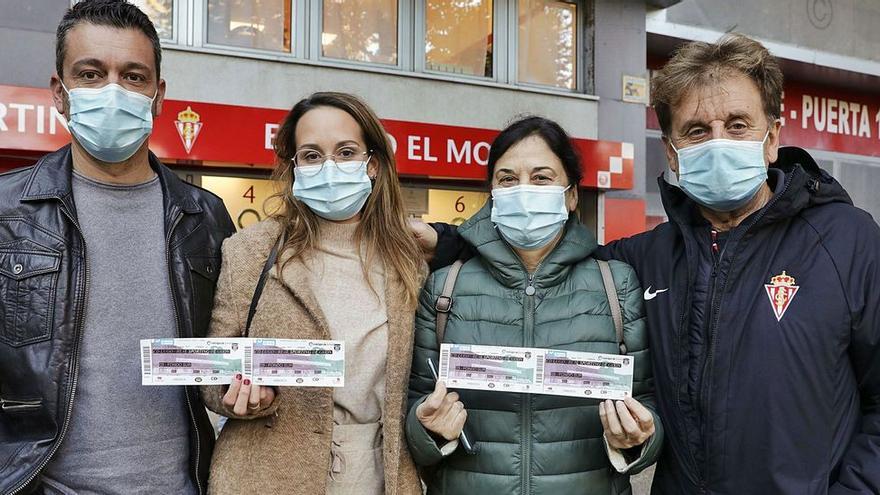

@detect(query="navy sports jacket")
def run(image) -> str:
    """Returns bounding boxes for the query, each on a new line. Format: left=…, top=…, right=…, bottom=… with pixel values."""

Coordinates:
left=430, top=147, right=880, bottom=494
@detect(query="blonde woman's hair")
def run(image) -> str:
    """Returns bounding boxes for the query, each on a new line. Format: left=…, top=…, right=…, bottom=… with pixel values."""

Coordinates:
left=268, top=92, right=423, bottom=306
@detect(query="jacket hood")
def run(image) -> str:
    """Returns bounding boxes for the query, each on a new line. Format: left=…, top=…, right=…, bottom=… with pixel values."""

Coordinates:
left=457, top=199, right=598, bottom=288
left=660, top=146, right=852, bottom=228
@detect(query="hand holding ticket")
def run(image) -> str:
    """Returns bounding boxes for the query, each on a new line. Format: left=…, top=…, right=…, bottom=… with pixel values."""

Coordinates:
left=438, top=343, right=633, bottom=400
left=140, top=338, right=344, bottom=387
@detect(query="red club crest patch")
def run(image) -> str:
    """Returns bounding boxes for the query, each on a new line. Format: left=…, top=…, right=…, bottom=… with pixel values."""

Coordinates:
left=765, top=271, right=799, bottom=322
left=175, top=106, right=203, bottom=154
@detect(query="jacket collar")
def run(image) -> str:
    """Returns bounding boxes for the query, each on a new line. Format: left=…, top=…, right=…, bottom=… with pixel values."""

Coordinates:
left=457, top=200, right=598, bottom=289
left=20, top=144, right=202, bottom=215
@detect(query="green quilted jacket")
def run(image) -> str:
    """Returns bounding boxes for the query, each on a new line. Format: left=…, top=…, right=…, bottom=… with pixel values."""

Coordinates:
left=406, top=203, right=663, bottom=495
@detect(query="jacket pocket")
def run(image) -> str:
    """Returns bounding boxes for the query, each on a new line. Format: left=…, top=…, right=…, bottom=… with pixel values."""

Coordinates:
left=187, top=255, right=220, bottom=337
left=0, top=396, right=43, bottom=413
left=0, top=248, right=61, bottom=347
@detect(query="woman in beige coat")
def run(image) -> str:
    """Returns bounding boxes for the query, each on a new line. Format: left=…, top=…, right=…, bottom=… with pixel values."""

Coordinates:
left=201, top=92, right=425, bottom=495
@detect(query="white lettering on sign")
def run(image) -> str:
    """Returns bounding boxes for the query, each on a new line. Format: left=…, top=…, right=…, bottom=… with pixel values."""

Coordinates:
left=801, top=95, right=872, bottom=139
left=408, top=136, right=440, bottom=162
left=407, top=135, right=421, bottom=161
left=37, top=105, right=44, bottom=134
left=0, top=102, right=68, bottom=135
left=876, top=107, right=880, bottom=138
left=448, top=139, right=472, bottom=164
left=265, top=123, right=279, bottom=150
left=405, top=136, right=491, bottom=167
left=386, top=133, right=397, bottom=153
left=9, top=103, right=34, bottom=132
left=474, top=142, right=490, bottom=166
left=446, top=140, right=490, bottom=166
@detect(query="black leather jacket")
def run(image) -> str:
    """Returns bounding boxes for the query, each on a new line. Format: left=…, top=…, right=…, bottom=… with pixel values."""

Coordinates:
left=0, top=146, right=235, bottom=494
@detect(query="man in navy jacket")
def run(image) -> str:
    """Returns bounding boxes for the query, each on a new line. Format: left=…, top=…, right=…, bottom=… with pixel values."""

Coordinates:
left=419, top=33, right=880, bottom=494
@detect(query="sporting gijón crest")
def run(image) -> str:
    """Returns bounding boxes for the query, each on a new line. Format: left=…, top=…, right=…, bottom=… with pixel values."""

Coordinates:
left=764, top=271, right=799, bottom=321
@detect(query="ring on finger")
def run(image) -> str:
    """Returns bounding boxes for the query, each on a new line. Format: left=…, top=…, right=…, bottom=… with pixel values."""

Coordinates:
left=248, top=402, right=261, bottom=411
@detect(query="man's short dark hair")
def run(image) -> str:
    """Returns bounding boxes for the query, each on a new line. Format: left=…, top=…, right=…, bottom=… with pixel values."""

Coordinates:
left=56, top=0, right=162, bottom=80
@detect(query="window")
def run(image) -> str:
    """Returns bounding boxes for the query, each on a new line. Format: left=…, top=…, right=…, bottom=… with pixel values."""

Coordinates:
left=172, top=0, right=591, bottom=93
left=517, top=0, right=577, bottom=89
left=425, top=0, right=494, bottom=78
left=131, top=0, right=175, bottom=40
left=835, top=160, right=880, bottom=220
left=322, top=0, right=399, bottom=65
left=206, top=0, right=292, bottom=53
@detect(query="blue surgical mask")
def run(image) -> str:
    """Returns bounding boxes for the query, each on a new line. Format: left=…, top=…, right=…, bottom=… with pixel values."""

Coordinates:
left=293, top=159, right=373, bottom=221
left=63, top=83, right=156, bottom=163
left=490, top=185, right=570, bottom=250
left=671, top=132, right=769, bottom=212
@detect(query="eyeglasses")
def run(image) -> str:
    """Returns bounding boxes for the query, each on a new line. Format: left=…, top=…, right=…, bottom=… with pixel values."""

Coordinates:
left=292, top=146, right=372, bottom=177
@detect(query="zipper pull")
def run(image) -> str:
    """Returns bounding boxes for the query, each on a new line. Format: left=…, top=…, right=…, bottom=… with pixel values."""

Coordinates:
left=710, top=229, right=719, bottom=255
left=525, top=274, right=536, bottom=296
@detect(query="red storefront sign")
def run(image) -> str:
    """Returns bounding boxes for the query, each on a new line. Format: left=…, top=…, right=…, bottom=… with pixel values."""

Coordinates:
left=646, top=80, right=880, bottom=158
left=780, top=82, right=880, bottom=157
left=0, top=85, right=634, bottom=189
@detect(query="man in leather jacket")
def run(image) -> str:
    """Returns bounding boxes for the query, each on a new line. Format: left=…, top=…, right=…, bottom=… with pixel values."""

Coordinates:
left=0, top=1, right=235, bottom=493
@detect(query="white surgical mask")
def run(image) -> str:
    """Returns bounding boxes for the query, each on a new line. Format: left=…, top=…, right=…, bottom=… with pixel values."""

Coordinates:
left=292, top=159, right=373, bottom=221
left=490, top=185, right=570, bottom=249
left=63, top=83, right=156, bottom=163
left=671, top=132, right=769, bottom=212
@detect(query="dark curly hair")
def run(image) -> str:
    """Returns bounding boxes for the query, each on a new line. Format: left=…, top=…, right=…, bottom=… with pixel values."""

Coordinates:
left=487, top=116, right=583, bottom=187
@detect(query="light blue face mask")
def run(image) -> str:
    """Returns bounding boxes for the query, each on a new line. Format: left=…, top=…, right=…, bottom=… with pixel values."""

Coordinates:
left=292, top=159, right=373, bottom=221
left=671, top=132, right=770, bottom=212
left=490, top=184, right=570, bottom=250
left=63, top=83, right=156, bottom=163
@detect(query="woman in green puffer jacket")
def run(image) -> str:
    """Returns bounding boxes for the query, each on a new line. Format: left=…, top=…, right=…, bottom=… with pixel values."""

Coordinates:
left=405, top=116, right=663, bottom=495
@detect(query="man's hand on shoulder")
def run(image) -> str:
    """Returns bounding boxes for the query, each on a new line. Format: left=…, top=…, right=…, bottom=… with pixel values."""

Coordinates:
left=408, top=218, right=439, bottom=263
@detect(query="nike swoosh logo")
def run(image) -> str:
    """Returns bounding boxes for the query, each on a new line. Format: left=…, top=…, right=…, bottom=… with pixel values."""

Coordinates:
left=643, top=286, right=669, bottom=301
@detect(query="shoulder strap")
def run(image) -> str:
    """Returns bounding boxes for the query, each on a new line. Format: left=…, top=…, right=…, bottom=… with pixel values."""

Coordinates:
left=245, top=233, right=285, bottom=337
left=597, top=260, right=627, bottom=354
left=434, top=260, right=464, bottom=346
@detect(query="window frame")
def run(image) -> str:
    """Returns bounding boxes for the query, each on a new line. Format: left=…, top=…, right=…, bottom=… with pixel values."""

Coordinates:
left=510, top=0, right=583, bottom=93
left=106, top=0, right=593, bottom=98
left=195, top=0, right=303, bottom=58
left=72, top=0, right=182, bottom=44
left=416, top=0, right=503, bottom=83
left=311, top=0, right=411, bottom=71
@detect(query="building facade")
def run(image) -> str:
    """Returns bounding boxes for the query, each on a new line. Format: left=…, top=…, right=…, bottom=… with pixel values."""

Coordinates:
left=0, top=0, right=670, bottom=242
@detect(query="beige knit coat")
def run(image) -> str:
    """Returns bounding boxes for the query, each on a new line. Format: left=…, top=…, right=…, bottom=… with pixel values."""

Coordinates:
left=201, top=219, right=424, bottom=495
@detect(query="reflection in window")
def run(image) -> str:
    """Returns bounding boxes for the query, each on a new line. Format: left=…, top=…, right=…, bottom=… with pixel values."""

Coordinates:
left=518, top=0, right=577, bottom=89
left=836, top=160, right=880, bottom=220
left=131, top=0, right=174, bottom=40
left=322, top=0, right=398, bottom=65
left=207, top=0, right=292, bottom=53
left=425, top=0, right=493, bottom=77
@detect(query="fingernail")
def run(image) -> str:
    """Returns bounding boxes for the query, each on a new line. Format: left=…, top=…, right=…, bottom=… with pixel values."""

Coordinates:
left=243, top=378, right=251, bottom=385
left=235, top=373, right=242, bottom=380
